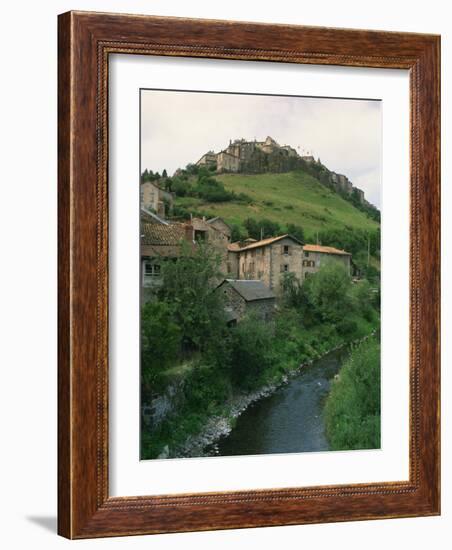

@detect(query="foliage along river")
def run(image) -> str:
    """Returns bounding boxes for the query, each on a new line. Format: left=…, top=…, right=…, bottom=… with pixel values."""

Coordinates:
left=205, top=347, right=349, bottom=457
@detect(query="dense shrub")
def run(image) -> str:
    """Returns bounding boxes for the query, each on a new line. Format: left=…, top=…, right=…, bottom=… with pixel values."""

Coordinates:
left=158, top=243, right=226, bottom=350
left=226, top=315, right=274, bottom=389
left=244, top=217, right=281, bottom=240
left=325, top=336, right=380, bottom=450
left=141, top=301, right=181, bottom=394
left=301, top=262, right=352, bottom=324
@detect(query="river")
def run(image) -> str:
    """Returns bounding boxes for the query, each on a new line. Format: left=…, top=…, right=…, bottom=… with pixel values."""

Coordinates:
left=205, top=347, right=349, bottom=457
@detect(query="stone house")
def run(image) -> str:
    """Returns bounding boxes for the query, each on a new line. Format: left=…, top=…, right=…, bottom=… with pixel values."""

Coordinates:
left=189, top=216, right=231, bottom=274
left=217, top=279, right=276, bottom=323
left=227, top=235, right=304, bottom=295
left=301, top=244, right=351, bottom=279
left=140, top=214, right=232, bottom=302
left=140, top=180, right=174, bottom=218
left=207, top=216, right=232, bottom=240
left=141, top=220, right=194, bottom=301
left=226, top=235, right=352, bottom=294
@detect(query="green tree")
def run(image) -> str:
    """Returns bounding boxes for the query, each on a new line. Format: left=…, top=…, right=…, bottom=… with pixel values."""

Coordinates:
left=302, top=262, right=352, bottom=324
left=227, top=314, right=273, bottom=389
left=281, top=271, right=303, bottom=308
left=286, top=223, right=305, bottom=243
left=230, top=223, right=245, bottom=243
left=158, top=242, right=226, bottom=350
left=244, top=217, right=281, bottom=240
left=162, top=168, right=168, bottom=178
left=349, top=279, right=374, bottom=320
left=141, top=301, right=182, bottom=395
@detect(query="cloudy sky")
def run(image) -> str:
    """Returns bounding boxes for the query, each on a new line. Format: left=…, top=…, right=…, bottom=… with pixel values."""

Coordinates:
left=141, top=90, right=381, bottom=207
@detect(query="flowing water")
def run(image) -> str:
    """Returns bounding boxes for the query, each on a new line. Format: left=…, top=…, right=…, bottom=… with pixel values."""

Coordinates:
left=206, top=347, right=349, bottom=457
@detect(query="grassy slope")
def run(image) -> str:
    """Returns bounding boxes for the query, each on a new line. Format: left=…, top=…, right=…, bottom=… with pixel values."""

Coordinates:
left=174, top=170, right=379, bottom=238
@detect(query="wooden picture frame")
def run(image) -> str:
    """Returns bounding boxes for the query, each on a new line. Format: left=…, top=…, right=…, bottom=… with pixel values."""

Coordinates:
left=58, top=11, right=440, bottom=539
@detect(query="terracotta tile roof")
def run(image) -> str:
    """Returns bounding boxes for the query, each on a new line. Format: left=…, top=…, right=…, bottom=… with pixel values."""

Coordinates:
left=303, top=244, right=351, bottom=256
left=141, top=223, right=188, bottom=246
left=229, top=234, right=303, bottom=252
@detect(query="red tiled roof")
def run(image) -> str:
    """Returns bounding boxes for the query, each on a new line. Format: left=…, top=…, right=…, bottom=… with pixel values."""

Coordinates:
left=141, top=223, right=188, bottom=246
left=303, top=244, right=351, bottom=256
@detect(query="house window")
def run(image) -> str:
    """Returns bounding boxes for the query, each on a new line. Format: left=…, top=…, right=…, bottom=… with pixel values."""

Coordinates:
left=304, top=251, right=310, bottom=257
left=143, top=261, right=161, bottom=285
left=194, top=230, right=206, bottom=241
left=283, top=245, right=290, bottom=255
left=281, top=264, right=289, bottom=272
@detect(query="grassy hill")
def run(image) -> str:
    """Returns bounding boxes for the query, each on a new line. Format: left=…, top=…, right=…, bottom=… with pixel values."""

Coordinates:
left=174, top=170, right=379, bottom=239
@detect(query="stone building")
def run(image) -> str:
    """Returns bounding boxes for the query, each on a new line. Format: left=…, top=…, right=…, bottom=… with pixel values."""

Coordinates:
left=207, top=216, right=232, bottom=239
left=189, top=216, right=231, bottom=274
left=141, top=220, right=194, bottom=301
left=196, top=151, right=217, bottom=168
left=301, top=244, right=352, bottom=279
left=140, top=213, right=231, bottom=302
left=227, top=235, right=304, bottom=295
left=227, top=235, right=352, bottom=294
left=217, top=279, right=276, bottom=323
left=196, top=136, right=315, bottom=175
left=329, top=172, right=365, bottom=204
left=140, top=180, right=174, bottom=218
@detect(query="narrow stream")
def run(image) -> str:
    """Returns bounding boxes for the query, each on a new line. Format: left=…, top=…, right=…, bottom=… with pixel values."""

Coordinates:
left=205, top=347, right=349, bottom=457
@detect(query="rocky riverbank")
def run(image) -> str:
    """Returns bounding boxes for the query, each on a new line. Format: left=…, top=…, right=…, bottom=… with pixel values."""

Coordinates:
left=171, top=334, right=375, bottom=459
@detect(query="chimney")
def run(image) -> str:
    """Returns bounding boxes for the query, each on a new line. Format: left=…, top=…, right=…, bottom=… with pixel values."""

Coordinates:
left=184, top=223, right=194, bottom=243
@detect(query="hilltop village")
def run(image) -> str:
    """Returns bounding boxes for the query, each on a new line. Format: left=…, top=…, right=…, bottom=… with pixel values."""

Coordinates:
left=196, top=136, right=369, bottom=206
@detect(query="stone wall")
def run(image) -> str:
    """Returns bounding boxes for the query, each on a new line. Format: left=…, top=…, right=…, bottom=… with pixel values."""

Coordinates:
left=141, top=181, right=174, bottom=217
left=238, top=237, right=304, bottom=295
left=220, top=284, right=275, bottom=322
left=227, top=250, right=240, bottom=278
left=220, top=284, right=247, bottom=319
left=301, top=251, right=351, bottom=280
left=269, top=237, right=304, bottom=294
left=247, top=298, right=276, bottom=322
left=217, top=151, right=240, bottom=172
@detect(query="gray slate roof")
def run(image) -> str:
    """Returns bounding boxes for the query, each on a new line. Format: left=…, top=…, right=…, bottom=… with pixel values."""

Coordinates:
left=222, top=279, right=275, bottom=302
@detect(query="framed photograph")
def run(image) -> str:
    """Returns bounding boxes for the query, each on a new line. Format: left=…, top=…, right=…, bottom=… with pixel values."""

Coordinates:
left=58, top=11, right=440, bottom=538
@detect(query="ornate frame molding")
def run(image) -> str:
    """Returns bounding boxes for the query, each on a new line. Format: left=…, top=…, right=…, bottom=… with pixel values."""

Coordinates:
left=58, top=11, right=440, bottom=538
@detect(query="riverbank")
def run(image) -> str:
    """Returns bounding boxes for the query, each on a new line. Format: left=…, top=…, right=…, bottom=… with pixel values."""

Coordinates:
left=325, top=334, right=380, bottom=451
left=174, top=332, right=376, bottom=458
left=141, top=295, right=380, bottom=460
